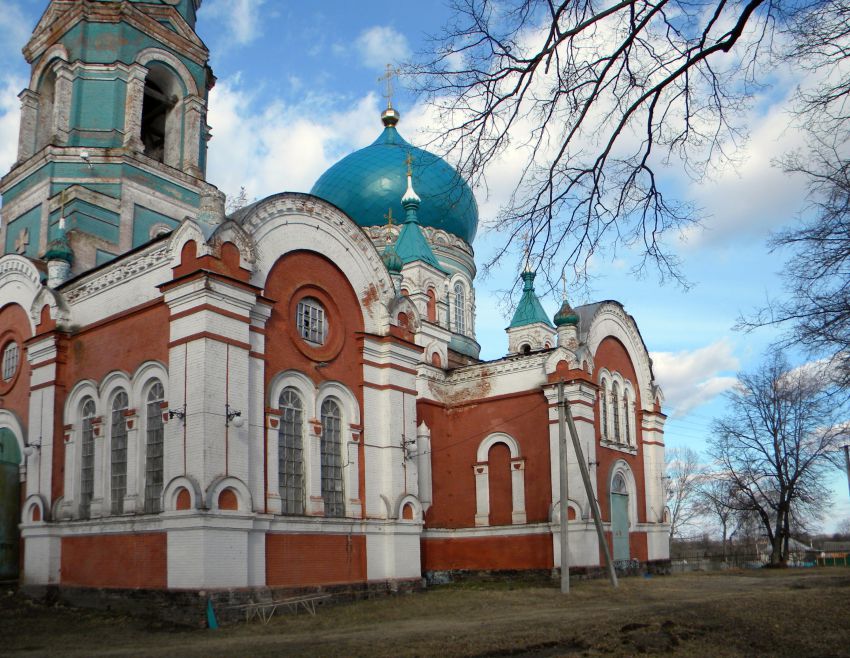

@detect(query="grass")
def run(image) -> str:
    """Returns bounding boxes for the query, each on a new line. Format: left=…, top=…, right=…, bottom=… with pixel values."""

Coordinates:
left=3, top=568, right=850, bottom=656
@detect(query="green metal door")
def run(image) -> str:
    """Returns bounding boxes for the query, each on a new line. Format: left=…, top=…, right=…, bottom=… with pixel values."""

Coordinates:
left=611, top=492, right=630, bottom=562
left=0, top=429, right=21, bottom=581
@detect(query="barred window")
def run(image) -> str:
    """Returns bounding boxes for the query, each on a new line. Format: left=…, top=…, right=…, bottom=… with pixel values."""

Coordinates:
left=278, top=388, right=304, bottom=515
left=296, top=298, right=327, bottom=345
left=110, top=390, right=129, bottom=515
left=79, top=398, right=96, bottom=520
left=1, top=341, right=19, bottom=382
left=612, top=382, right=621, bottom=443
left=144, top=381, right=165, bottom=513
left=453, top=283, right=466, bottom=334
left=320, top=398, right=344, bottom=518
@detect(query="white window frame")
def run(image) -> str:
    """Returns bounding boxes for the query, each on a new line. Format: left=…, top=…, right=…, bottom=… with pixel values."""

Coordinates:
left=296, top=297, right=328, bottom=346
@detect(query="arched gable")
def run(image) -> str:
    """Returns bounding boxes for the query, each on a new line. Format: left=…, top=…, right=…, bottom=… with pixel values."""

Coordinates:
left=0, top=256, right=43, bottom=334
left=583, top=302, right=655, bottom=411
left=240, top=194, right=394, bottom=335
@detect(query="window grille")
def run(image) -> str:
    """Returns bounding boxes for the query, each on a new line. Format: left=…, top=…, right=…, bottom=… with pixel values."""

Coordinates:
left=1, top=341, right=19, bottom=381
left=320, top=398, right=344, bottom=518
left=278, top=388, right=304, bottom=515
left=612, top=382, right=621, bottom=442
left=79, top=398, right=96, bottom=519
left=296, top=298, right=327, bottom=345
left=144, top=381, right=165, bottom=513
left=612, top=472, right=627, bottom=494
left=110, top=390, right=129, bottom=515
left=453, top=283, right=466, bottom=334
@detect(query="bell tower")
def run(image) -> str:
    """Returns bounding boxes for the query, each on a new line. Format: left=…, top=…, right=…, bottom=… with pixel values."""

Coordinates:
left=0, top=0, right=214, bottom=277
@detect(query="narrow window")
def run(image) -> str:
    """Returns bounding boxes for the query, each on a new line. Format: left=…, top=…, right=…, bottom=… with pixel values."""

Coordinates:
left=454, top=283, right=466, bottom=334
left=144, top=381, right=165, bottom=513
left=1, top=341, right=20, bottom=382
left=110, top=390, right=129, bottom=515
left=278, top=388, right=304, bottom=515
left=36, top=68, right=56, bottom=150
left=600, top=382, right=608, bottom=439
left=296, top=297, right=327, bottom=345
left=426, top=287, right=437, bottom=322
left=79, top=398, right=96, bottom=520
left=320, top=398, right=344, bottom=518
left=612, top=382, right=621, bottom=443
left=623, top=390, right=631, bottom=445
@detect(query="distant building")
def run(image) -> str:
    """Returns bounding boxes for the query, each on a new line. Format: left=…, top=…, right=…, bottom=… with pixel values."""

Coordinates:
left=0, top=0, right=669, bottom=591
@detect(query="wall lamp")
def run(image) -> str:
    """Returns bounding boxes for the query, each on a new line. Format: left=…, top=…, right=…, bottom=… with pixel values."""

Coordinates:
left=23, top=438, right=42, bottom=457
left=225, top=404, right=244, bottom=428
left=168, top=405, right=186, bottom=421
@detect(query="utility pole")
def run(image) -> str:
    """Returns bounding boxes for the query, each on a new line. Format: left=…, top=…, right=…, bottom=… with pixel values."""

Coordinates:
left=563, top=390, right=618, bottom=588
left=557, top=380, right=569, bottom=594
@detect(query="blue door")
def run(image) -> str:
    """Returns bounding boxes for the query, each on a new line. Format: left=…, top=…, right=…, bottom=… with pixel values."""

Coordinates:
left=0, top=429, right=21, bottom=581
left=611, top=473, right=629, bottom=562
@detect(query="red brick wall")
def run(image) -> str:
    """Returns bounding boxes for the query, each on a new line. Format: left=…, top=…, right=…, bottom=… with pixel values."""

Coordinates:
left=593, top=336, right=647, bottom=523
left=60, top=533, right=167, bottom=589
left=487, top=442, right=513, bottom=526
left=419, top=390, right=550, bottom=529
left=422, top=533, right=552, bottom=571
left=0, top=303, right=32, bottom=436
left=266, top=533, right=366, bottom=587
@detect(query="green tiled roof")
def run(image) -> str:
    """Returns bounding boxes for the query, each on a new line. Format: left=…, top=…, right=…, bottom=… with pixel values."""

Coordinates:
left=510, top=271, right=552, bottom=328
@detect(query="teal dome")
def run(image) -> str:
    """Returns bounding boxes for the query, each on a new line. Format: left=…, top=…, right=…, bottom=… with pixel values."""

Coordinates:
left=310, top=121, right=479, bottom=244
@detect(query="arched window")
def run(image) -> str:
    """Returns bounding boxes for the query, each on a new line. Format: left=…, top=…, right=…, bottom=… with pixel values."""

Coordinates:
left=623, top=390, right=631, bottom=445
left=320, top=398, right=344, bottom=518
left=79, top=398, right=96, bottom=519
left=144, top=381, right=165, bottom=513
left=520, top=343, right=531, bottom=355
left=279, top=388, right=304, bottom=515
left=426, top=287, right=437, bottom=322
left=110, top=390, right=129, bottom=515
left=141, top=64, right=182, bottom=167
left=36, top=67, right=57, bottom=151
left=612, top=472, right=627, bottom=494
left=612, top=381, right=621, bottom=443
left=1, top=341, right=20, bottom=382
left=453, top=282, right=466, bottom=334
left=600, top=381, right=608, bottom=439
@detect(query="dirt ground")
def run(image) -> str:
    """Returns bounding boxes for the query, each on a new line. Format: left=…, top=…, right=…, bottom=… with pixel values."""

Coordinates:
left=3, top=568, right=850, bottom=657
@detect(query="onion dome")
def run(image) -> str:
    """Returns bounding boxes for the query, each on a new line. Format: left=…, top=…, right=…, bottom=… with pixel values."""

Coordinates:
left=554, top=299, right=579, bottom=326
left=43, top=218, right=73, bottom=264
left=310, top=111, right=479, bottom=244
left=509, top=271, right=552, bottom=328
left=382, top=243, right=403, bottom=273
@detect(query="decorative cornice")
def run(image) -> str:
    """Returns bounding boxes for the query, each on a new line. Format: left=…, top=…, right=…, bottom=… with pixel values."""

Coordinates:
left=0, top=255, right=42, bottom=288
left=62, top=242, right=170, bottom=304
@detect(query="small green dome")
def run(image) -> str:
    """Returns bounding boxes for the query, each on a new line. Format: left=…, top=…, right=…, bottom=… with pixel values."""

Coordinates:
left=554, top=299, right=579, bottom=326
left=311, top=119, right=479, bottom=244
left=382, top=243, right=403, bottom=273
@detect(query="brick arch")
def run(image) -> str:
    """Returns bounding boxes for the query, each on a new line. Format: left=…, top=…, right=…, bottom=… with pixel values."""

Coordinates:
left=473, top=433, right=527, bottom=527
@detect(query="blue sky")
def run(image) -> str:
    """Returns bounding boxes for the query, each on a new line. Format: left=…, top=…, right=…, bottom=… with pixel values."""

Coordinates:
left=0, top=0, right=846, bottom=534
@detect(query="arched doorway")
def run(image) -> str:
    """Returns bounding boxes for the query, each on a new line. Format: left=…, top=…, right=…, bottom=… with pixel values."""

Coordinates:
left=0, top=428, right=21, bottom=580
left=610, top=472, right=630, bottom=562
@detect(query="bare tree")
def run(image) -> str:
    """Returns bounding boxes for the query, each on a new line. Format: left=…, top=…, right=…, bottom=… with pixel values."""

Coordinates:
left=696, top=475, right=737, bottom=561
left=708, top=349, right=845, bottom=566
left=666, top=446, right=704, bottom=541
left=410, top=0, right=809, bottom=289
left=740, top=137, right=850, bottom=388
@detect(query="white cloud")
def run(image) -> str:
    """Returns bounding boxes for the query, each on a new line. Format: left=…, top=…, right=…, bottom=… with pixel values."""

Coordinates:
left=203, top=0, right=266, bottom=46
left=205, top=77, right=382, bottom=205
left=355, top=26, right=411, bottom=70
left=0, top=74, right=24, bottom=182
left=651, top=339, right=740, bottom=417
left=0, top=4, right=30, bottom=61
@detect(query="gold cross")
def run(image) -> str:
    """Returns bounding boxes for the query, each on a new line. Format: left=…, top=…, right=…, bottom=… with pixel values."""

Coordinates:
left=378, top=64, right=399, bottom=110
left=384, top=208, right=394, bottom=227
left=14, top=227, right=29, bottom=254
left=561, top=271, right=567, bottom=301
left=405, top=152, right=413, bottom=176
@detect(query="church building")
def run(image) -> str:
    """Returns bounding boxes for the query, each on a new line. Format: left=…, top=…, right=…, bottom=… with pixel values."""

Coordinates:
left=0, top=0, right=669, bottom=592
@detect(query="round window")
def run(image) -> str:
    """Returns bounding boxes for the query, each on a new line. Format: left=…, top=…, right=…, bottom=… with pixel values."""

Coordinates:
left=1, top=340, right=20, bottom=383
left=296, top=297, right=328, bottom=346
